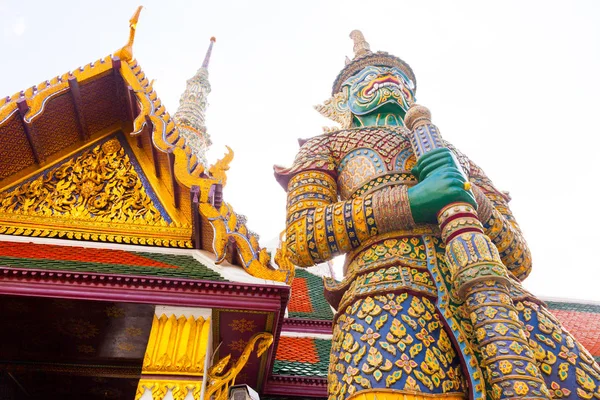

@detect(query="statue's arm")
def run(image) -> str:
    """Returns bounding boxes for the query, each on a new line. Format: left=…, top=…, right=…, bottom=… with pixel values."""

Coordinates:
left=284, top=170, right=415, bottom=267
left=469, top=162, right=532, bottom=281
left=285, top=170, right=368, bottom=266
left=276, top=137, right=415, bottom=267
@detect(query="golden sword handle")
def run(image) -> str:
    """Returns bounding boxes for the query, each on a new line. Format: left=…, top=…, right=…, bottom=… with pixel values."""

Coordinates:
left=404, top=105, right=550, bottom=400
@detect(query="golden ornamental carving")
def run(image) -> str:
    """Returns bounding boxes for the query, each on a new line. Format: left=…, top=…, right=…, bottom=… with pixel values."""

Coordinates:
left=0, top=138, right=193, bottom=247
left=208, top=146, right=234, bottom=187
left=205, top=332, right=273, bottom=400
left=274, top=230, right=296, bottom=277
left=114, top=6, right=143, bottom=62
left=0, top=212, right=192, bottom=247
left=0, top=138, right=163, bottom=223
left=199, top=202, right=294, bottom=283
left=135, top=378, right=202, bottom=400
left=315, top=87, right=352, bottom=132
left=142, top=314, right=210, bottom=376
left=125, top=63, right=207, bottom=184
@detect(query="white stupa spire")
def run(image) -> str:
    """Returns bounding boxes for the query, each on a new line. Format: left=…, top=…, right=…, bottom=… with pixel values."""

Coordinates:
left=173, top=37, right=215, bottom=168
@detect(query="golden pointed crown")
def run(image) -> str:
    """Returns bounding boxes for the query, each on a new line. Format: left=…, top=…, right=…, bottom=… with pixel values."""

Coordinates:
left=331, top=30, right=417, bottom=95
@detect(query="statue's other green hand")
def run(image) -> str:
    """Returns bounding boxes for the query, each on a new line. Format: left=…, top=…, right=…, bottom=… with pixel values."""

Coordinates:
left=407, top=166, right=477, bottom=224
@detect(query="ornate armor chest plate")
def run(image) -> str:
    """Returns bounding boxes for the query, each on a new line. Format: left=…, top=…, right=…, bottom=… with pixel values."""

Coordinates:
left=332, top=127, right=417, bottom=200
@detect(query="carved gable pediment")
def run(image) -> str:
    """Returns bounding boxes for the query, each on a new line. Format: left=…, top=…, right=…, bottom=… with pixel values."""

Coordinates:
left=0, top=134, right=193, bottom=247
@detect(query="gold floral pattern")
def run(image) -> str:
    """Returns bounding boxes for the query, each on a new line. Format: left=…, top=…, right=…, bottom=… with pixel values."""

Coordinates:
left=228, top=339, right=248, bottom=353
left=126, top=327, right=143, bottom=337
left=105, top=306, right=125, bottom=318
left=0, top=138, right=164, bottom=223
left=55, top=318, right=99, bottom=339
left=329, top=294, right=466, bottom=400
left=228, top=318, right=256, bottom=334
left=117, top=342, right=136, bottom=352
left=515, top=300, right=600, bottom=399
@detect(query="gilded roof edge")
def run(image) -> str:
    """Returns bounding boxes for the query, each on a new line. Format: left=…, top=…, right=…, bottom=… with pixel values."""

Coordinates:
left=0, top=14, right=294, bottom=282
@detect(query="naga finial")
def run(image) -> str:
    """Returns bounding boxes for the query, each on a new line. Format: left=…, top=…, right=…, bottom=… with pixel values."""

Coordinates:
left=349, top=29, right=371, bottom=59
left=205, top=332, right=274, bottom=400
left=114, top=5, right=143, bottom=62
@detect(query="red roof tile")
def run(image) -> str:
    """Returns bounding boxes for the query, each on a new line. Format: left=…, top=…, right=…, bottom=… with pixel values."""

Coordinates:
left=289, top=277, right=313, bottom=313
left=552, top=309, right=600, bottom=356
left=276, top=337, right=319, bottom=363
left=0, top=241, right=177, bottom=269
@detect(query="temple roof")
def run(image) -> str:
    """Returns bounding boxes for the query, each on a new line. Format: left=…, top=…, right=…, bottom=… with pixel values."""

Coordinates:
left=288, top=268, right=334, bottom=321
left=273, top=337, right=330, bottom=377
left=0, top=240, right=226, bottom=281
left=0, top=12, right=292, bottom=285
left=0, top=7, right=292, bottom=398
left=545, top=300, right=600, bottom=359
left=0, top=54, right=203, bottom=248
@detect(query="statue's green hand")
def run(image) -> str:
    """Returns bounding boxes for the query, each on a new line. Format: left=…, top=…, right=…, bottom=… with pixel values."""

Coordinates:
left=407, top=166, right=477, bottom=224
left=412, top=148, right=460, bottom=181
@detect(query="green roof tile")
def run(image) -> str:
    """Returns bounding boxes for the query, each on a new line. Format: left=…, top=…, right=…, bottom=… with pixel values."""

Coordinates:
left=546, top=301, right=600, bottom=314
left=288, top=269, right=333, bottom=321
left=273, top=338, right=331, bottom=378
left=0, top=241, right=226, bottom=281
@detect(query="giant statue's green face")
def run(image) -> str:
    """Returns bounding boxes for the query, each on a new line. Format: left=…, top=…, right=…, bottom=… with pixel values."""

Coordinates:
left=343, top=65, right=415, bottom=117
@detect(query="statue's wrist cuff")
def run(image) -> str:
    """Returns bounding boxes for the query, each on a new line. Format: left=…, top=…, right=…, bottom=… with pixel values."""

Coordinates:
left=373, top=185, right=416, bottom=233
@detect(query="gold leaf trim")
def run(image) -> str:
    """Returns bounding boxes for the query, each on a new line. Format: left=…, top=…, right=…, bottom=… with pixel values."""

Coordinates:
left=0, top=55, right=113, bottom=124
left=199, top=202, right=294, bottom=283
left=208, top=146, right=234, bottom=187
left=135, top=378, right=202, bottom=400
left=0, top=213, right=192, bottom=248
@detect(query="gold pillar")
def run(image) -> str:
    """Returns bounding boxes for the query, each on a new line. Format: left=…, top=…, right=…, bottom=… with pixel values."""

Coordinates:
left=135, top=311, right=211, bottom=400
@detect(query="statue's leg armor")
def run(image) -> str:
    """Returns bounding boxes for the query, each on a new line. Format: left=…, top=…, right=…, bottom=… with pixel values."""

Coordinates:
left=515, top=300, right=600, bottom=399
left=328, top=292, right=467, bottom=400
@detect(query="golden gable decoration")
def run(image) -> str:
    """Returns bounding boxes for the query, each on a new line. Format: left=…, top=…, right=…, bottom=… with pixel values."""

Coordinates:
left=0, top=138, right=162, bottom=222
left=0, top=137, right=192, bottom=247
left=0, top=5, right=294, bottom=283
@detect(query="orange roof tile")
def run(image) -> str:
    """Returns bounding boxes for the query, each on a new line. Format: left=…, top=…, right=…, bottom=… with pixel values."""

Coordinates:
left=0, top=241, right=177, bottom=269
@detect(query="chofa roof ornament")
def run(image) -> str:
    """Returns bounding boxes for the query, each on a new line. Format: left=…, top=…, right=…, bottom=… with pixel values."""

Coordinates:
left=331, top=29, right=417, bottom=95
left=114, top=6, right=143, bottom=62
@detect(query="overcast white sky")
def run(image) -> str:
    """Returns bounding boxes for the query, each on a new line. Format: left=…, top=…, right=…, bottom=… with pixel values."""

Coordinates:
left=1, top=0, right=599, bottom=301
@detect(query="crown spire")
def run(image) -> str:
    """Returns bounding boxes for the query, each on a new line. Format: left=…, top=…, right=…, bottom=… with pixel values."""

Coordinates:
left=349, top=30, right=371, bottom=59
left=332, top=30, right=417, bottom=95
left=173, top=37, right=216, bottom=169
